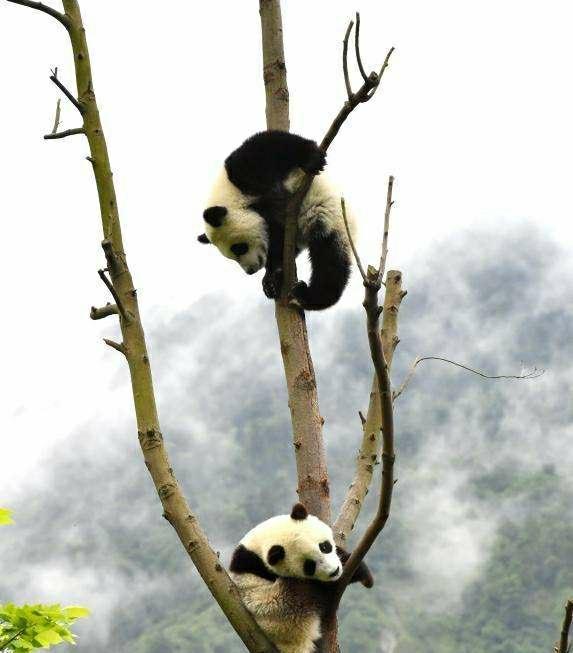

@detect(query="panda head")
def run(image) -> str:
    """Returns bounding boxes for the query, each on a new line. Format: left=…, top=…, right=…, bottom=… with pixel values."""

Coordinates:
left=198, top=169, right=269, bottom=276
left=235, top=503, right=342, bottom=582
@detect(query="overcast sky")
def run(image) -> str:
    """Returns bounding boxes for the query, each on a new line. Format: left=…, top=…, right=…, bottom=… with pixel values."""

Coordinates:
left=1, top=0, right=572, bottom=493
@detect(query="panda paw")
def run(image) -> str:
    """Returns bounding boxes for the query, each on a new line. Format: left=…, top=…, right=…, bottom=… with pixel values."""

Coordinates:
left=288, top=280, right=309, bottom=309
left=301, top=147, right=327, bottom=176
left=262, top=267, right=284, bottom=299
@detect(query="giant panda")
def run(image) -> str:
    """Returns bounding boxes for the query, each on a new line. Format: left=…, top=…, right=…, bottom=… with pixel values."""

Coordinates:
left=230, top=503, right=373, bottom=653
left=197, top=130, right=356, bottom=311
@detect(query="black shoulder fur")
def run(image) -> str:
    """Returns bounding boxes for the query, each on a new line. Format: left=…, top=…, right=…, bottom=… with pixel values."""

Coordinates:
left=224, top=130, right=326, bottom=197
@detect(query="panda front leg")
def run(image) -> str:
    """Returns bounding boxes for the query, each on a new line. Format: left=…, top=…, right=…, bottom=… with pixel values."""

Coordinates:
left=262, top=220, right=285, bottom=299
left=289, top=221, right=352, bottom=311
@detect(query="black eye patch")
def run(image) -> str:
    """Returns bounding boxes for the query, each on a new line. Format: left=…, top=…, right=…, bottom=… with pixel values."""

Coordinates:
left=203, top=206, right=227, bottom=227
left=303, top=559, right=317, bottom=576
left=267, top=544, right=285, bottom=566
left=230, top=242, right=249, bottom=257
left=319, top=541, right=333, bottom=554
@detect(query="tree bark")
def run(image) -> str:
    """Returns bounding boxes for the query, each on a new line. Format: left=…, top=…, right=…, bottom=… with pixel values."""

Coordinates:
left=259, top=0, right=331, bottom=523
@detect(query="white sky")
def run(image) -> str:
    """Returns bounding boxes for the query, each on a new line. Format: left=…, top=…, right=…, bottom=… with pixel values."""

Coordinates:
left=1, top=0, right=572, bottom=494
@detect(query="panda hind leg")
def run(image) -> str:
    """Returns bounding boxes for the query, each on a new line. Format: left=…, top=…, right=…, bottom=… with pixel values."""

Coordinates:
left=289, top=222, right=351, bottom=311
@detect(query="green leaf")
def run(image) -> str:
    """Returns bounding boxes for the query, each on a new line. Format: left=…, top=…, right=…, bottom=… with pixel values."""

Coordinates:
left=0, top=508, right=13, bottom=525
left=61, top=607, right=90, bottom=620
left=34, top=628, right=63, bottom=646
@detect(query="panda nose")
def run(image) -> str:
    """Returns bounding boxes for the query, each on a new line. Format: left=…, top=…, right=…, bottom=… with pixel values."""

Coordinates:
left=247, top=268, right=257, bottom=275
left=329, top=566, right=341, bottom=578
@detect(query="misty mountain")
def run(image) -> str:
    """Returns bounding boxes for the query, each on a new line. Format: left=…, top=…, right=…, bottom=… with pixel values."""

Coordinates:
left=1, top=224, right=572, bottom=652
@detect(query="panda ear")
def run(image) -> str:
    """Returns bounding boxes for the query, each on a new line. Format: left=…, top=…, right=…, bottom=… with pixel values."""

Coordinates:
left=197, top=233, right=210, bottom=244
left=290, top=503, right=308, bottom=520
left=203, top=206, right=227, bottom=227
left=267, top=544, right=285, bottom=566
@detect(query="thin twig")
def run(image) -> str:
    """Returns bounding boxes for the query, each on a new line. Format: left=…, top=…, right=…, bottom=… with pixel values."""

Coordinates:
left=354, top=13, right=369, bottom=83
left=378, top=176, right=394, bottom=281
left=97, top=269, right=130, bottom=323
left=44, top=127, right=85, bottom=140
left=51, top=97, right=61, bottom=134
left=90, top=303, right=118, bottom=320
left=5, top=0, right=70, bottom=28
left=379, top=46, right=395, bottom=80
left=557, top=599, right=573, bottom=653
left=103, top=338, right=126, bottom=355
left=341, top=197, right=366, bottom=282
left=393, top=356, right=545, bottom=401
left=342, top=20, right=354, bottom=102
left=49, top=74, right=84, bottom=114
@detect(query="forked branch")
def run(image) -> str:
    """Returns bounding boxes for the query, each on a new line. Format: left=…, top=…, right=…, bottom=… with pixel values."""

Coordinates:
left=336, top=176, right=396, bottom=594
left=321, top=16, right=394, bottom=152
left=282, top=15, right=395, bottom=300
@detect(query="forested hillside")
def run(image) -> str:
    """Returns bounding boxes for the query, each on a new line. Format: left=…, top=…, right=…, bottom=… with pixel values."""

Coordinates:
left=2, top=225, right=571, bottom=652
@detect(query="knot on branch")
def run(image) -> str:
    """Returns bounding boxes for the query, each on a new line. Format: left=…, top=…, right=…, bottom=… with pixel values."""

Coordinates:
left=138, top=429, right=164, bottom=451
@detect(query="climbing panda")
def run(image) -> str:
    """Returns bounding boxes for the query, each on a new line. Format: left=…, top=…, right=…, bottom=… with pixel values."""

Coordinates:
left=229, top=503, right=373, bottom=653
left=198, top=130, right=356, bottom=310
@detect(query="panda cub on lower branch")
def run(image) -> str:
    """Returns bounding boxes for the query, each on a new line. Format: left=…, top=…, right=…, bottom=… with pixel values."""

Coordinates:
left=198, top=130, right=356, bottom=310
left=230, top=503, right=373, bottom=653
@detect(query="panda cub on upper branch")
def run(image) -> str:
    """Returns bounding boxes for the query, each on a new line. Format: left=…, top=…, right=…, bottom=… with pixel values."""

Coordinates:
left=230, top=503, right=373, bottom=653
left=198, top=130, right=356, bottom=311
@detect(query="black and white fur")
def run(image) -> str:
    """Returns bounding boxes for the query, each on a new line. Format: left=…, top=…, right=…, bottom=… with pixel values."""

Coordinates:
left=198, top=131, right=356, bottom=311
left=230, top=503, right=373, bottom=653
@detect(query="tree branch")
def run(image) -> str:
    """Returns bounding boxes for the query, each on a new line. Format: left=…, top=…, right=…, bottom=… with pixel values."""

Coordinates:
left=5, top=0, right=70, bottom=28
left=50, top=96, right=61, bottom=134
left=333, top=269, right=405, bottom=544
left=393, top=356, right=545, bottom=401
left=341, top=197, right=366, bottom=282
left=378, top=176, right=394, bottom=279
left=556, top=599, right=573, bottom=653
left=90, top=303, right=117, bottom=320
left=8, top=1, right=279, bottom=650
left=354, top=13, right=369, bottom=83
left=342, top=20, right=354, bottom=102
left=49, top=73, right=84, bottom=114
left=279, top=18, right=396, bottom=310
left=97, top=268, right=130, bottom=323
left=44, top=127, right=85, bottom=140
left=103, top=338, right=125, bottom=355
left=335, top=191, right=397, bottom=594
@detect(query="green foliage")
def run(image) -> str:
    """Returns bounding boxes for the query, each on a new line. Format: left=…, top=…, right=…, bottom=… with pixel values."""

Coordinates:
left=0, top=509, right=13, bottom=526
left=0, top=604, right=89, bottom=652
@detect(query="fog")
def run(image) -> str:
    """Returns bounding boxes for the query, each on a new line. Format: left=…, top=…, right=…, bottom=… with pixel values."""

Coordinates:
left=1, top=224, right=571, bottom=650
